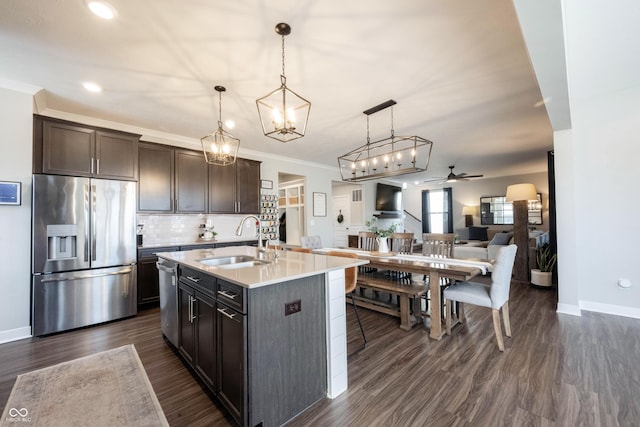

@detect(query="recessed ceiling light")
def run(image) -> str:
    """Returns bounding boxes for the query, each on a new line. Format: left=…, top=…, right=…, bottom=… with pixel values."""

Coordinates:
left=86, top=1, right=117, bottom=20
left=82, top=82, right=102, bottom=93
left=224, top=120, right=235, bottom=130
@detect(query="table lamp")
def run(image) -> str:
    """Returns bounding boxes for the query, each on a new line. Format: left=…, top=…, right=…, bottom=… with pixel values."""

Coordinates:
left=506, top=183, right=537, bottom=283
left=462, top=205, right=476, bottom=227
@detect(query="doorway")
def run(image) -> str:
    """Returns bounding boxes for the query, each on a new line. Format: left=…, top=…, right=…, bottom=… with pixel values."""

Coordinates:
left=278, top=173, right=306, bottom=245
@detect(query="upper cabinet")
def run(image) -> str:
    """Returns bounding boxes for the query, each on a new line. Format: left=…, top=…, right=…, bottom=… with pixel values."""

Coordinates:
left=138, top=142, right=208, bottom=213
left=209, top=158, right=261, bottom=214
left=33, top=115, right=139, bottom=181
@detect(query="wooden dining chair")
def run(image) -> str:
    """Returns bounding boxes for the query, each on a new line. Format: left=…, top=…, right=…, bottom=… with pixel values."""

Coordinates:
left=327, top=251, right=367, bottom=349
left=358, top=231, right=378, bottom=251
left=390, top=232, right=415, bottom=254
left=422, top=233, right=455, bottom=257
left=444, top=244, right=517, bottom=351
left=289, top=247, right=312, bottom=253
left=421, top=233, right=456, bottom=317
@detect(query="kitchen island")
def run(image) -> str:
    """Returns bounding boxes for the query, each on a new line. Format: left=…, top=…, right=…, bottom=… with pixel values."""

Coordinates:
left=156, top=246, right=367, bottom=427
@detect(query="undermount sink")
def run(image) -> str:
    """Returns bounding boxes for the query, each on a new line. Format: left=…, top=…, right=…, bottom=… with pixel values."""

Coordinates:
left=216, top=260, right=271, bottom=269
left=198, top=255, right=270, bottom=269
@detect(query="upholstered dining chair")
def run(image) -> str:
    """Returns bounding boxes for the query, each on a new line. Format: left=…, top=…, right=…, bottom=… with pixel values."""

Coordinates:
left=300, top=235, right=322, bottom=249
left=326, top=251, right=367, bottom=349
left=443, top=244, right=517, bottom=351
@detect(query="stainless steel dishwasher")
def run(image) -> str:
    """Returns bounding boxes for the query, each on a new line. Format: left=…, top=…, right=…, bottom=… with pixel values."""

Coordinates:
left=156, top=259, right=179, bottom=347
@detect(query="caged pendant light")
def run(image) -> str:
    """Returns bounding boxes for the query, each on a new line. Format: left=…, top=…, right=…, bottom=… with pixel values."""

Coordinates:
left=256, top=22, right=311, bottom=143
left=338, top=99, right=434, bottom=181
left=201, top=86, right=240, bottom=166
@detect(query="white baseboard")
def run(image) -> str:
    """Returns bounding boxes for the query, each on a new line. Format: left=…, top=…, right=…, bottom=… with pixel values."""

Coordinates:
left=580, top=301, right=640, bottom=319
left=0, top=326, right=32, bottom=344
left=556, top=303, right=581, bottom=316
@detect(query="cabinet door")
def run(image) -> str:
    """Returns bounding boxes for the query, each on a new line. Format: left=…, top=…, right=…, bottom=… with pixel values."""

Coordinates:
left=208, top=162, right=236, bottom=213
left=178, top=282, right=196, bottom=365
left=217, top=304, right=246, bottom=425
left=175, top=149, right=208, bottom=213
left=137, top=256, right=160, bottom=307
left=138, top=142, right=174, bottom=212
left=235, top=158, right=260, bottom=214
left=95, top=130, right=139, bottom=180
left=195, top=292, right=216, bottom=389
left=42, top=120, right=95, bottom=176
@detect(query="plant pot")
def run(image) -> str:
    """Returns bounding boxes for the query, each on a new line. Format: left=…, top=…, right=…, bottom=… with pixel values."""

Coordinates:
left=531, top=269, right=553, bottom=287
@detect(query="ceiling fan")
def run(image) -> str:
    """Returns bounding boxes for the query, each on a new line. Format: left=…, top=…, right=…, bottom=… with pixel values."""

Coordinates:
left=424, top=165, right=484, bottom=183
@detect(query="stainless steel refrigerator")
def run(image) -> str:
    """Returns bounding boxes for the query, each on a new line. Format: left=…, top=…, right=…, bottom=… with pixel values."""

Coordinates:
left=32, top=174, right=137, bottom=336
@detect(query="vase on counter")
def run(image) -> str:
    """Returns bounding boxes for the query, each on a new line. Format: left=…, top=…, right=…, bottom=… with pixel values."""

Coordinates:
left=377, top=237, right=389, bottom=253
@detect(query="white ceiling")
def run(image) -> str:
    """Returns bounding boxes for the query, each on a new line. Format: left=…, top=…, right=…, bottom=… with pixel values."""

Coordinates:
left=0, top=0, right=556, bottom=182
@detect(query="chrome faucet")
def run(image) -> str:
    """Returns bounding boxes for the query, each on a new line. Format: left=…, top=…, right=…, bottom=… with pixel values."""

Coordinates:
left=236, top=215, right=265, bottom=253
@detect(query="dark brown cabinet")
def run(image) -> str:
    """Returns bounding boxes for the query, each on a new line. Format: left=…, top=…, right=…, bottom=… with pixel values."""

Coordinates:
left=175, top=268, right=326, bottom=427
left=209, top=158, right=261, bottom=214
left=179, top=268, right=218, bottom=390
left=138, top=142, right=207, bottom=213
left=216, top=285, right=246, bottom=422
left=33, top=116, right=139, bottom=180
left=137, top=246, right=180, bottom=309
left=175, top=149, right=208, bottom=213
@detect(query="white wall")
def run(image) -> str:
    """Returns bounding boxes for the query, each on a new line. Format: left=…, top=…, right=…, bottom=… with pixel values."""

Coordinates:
left=554, top=0, right=640, bottom=317
left=0, top=87, right=34, bottom=343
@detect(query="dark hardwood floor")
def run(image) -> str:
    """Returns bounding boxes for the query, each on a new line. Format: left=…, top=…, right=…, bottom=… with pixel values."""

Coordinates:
left=2, top=278, right=639, bottom=426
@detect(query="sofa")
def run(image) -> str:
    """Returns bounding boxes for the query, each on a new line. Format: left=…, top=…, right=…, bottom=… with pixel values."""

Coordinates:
left=453, top=227, right=549, bottom=264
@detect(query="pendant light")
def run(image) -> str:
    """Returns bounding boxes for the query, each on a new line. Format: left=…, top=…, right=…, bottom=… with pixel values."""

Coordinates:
left=338, top=99, right=434, bottom=181
left=256, top=22, right=311, bottom=143
left=201, top=86, right=240, bottom=166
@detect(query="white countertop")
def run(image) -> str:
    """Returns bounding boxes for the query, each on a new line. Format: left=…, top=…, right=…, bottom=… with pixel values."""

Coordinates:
left=139, top=237, right=255, bottom=249
left=156, top=246, right=368, bottom=289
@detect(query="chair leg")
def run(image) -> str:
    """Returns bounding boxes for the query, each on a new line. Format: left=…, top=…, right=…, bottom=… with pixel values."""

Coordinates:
left=458, top=302, right=465, bottom=323
left=502, top=301, right=512, bottom=337
left=492, top=309, right=505, bottom=352
left=445, top=299, right=452, bottom=335
left=349, top=293, right=367, bottom=346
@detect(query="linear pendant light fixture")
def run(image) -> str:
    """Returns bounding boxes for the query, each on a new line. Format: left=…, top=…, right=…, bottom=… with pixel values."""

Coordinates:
left=338, top=99, right=434, bottom=181
left=201, top=86, right=239, bottom=166
left=256, top=23, right=311, bottom=142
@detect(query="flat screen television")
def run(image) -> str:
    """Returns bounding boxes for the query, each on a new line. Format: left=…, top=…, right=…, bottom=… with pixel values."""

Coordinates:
left=375, top=183, right=402, bottom=211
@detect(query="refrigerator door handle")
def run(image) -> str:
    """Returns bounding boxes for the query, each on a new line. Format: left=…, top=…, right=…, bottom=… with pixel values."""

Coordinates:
left=39, top=267, right=134, bottom=283
left=84, top=183, right=90, bottom=262
left=91, top=184, right=97, bottom=262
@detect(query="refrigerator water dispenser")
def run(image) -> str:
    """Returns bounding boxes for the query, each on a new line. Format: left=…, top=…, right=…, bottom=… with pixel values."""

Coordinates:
left=47, top=224, right=78, bottom=260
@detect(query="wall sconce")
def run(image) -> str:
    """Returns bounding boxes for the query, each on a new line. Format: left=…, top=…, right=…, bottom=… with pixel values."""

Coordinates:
left=462, top=205, right=476, bottom=227
left=506, top=183, right=538, bottom=283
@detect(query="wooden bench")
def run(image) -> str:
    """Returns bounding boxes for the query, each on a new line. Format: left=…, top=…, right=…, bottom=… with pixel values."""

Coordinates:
left=354, top=273, right=427, bottom=331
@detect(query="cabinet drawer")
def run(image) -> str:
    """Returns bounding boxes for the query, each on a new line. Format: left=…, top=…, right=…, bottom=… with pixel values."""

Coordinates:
left=180, top=266, right=216, bottom=294
left=217, top=279, right=246, bottom=313
left=138, top=246, right=180, bottom=259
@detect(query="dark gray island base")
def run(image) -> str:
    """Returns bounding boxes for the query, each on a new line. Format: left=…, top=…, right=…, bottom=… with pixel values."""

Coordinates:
left=158, top=247, right=367, bottom=427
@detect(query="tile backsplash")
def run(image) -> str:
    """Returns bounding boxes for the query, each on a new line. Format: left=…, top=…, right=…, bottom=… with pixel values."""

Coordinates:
left=137, top=213, right=258, bottom=246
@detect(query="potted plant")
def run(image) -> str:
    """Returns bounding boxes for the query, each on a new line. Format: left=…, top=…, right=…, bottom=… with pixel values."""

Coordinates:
left=365, top=217, right=397, bottom=253
left=531, top=243, right=557, bottom=287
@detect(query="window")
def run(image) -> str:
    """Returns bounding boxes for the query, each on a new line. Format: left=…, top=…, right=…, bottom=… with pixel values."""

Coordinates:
left=422, top=188, right=453, bottom=233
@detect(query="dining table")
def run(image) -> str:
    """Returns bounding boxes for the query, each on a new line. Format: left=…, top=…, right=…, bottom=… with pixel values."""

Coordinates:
left=315, top=248, right=493, bottom=340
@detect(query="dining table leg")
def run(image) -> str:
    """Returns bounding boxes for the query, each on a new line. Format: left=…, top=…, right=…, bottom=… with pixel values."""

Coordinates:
left=429, top=271, right=443, bottom=340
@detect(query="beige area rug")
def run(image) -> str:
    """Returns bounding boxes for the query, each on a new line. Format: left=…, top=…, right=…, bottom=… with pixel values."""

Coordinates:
left=0, top=344, right=168, bottom=427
